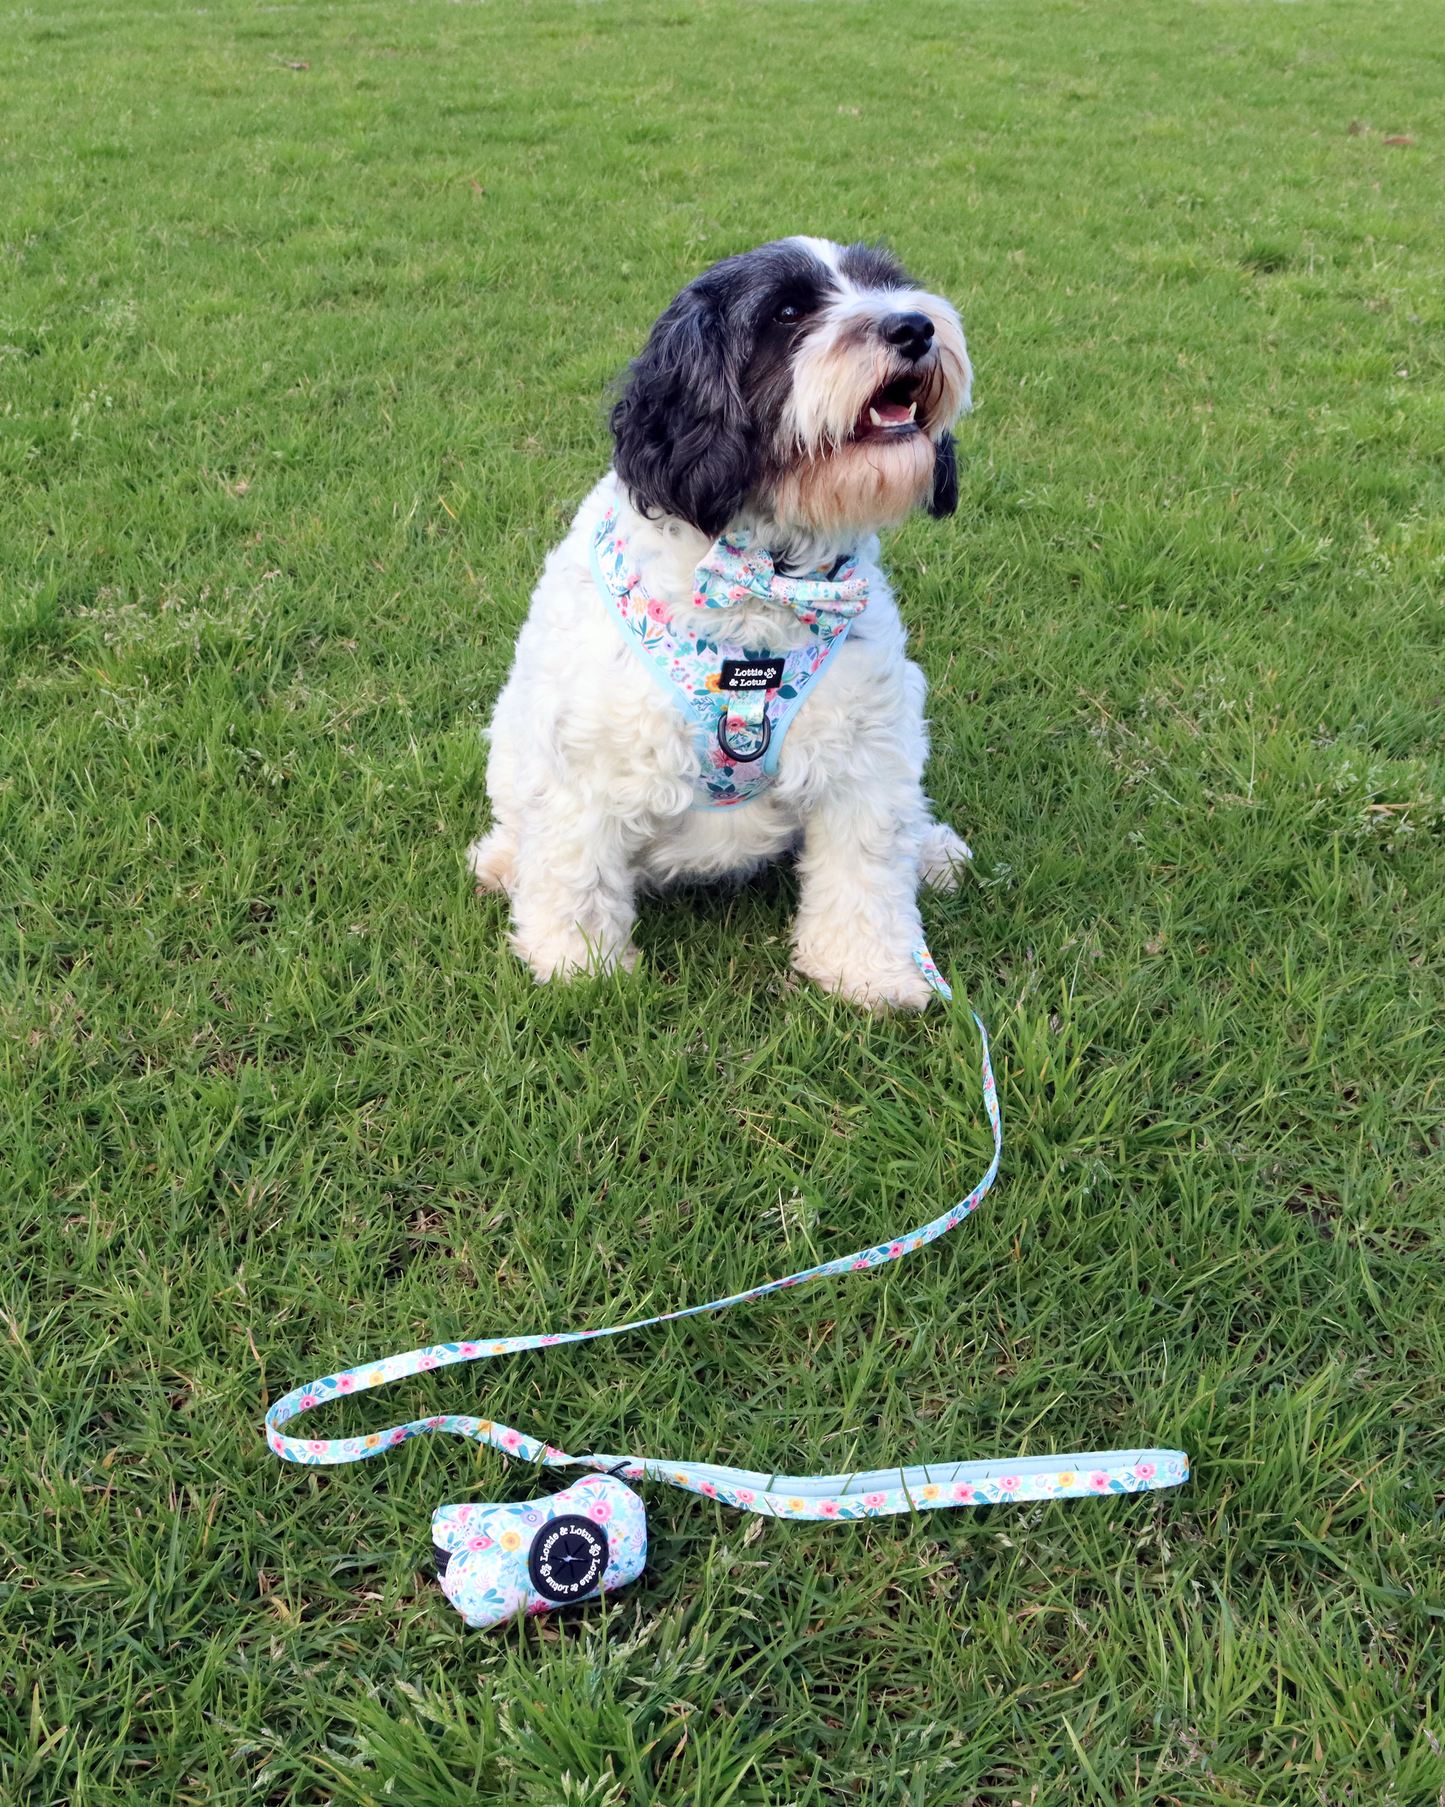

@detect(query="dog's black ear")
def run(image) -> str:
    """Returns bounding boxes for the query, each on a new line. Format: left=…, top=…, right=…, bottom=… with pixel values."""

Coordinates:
left=610, top=283, right=757, bottom=538
left=926, top=431, right=958, bottom=519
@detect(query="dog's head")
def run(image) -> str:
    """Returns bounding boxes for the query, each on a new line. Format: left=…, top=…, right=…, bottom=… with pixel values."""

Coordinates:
left=610, top=238, right=971, bottom=541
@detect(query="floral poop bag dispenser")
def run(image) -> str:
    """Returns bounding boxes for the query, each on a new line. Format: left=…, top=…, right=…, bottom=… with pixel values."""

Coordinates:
left=265, top=1013, right=1188, bottom=1630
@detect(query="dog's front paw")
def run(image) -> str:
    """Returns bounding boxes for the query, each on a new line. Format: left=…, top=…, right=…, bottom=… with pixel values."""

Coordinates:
left=467, top=830, right=518, bottom=895
left=513, top=929, right=641, bottom=985
left=918, top=823, right=972, bottom=892
left=792, top=944, right=936, bottom=1014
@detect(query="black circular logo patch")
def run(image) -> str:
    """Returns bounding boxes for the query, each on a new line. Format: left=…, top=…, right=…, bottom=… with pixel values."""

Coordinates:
left=527, top=1516, right=609, bottom=1604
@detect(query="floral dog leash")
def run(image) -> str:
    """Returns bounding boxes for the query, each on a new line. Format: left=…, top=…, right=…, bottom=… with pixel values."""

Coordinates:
left=266, top=1009, right=1187, bottom=1628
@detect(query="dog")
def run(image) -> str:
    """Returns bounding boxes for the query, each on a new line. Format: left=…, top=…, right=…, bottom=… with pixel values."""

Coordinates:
left=468, top=236, right=974, bottom=1011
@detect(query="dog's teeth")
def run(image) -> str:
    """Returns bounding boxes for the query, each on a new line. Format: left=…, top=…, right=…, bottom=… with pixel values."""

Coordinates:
left=906, top=402, right=917, bottom=421
left=868, top=407, right=883, bottom=427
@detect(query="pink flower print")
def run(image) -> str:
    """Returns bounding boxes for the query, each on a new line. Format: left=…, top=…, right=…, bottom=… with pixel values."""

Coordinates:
left=999, top=1478, right=1019, bottom=1496
left=888, top=1242, right=904, bottom=1257
left=588, top=1499, right=613, bottom=1523
left=737, top=1490, right=755, bottom=1506
left=501, top=1429, right=522, bottom=1450
left=307, top=1440, right=326, bottom=1455
left=467, top=1534, right=493, bottom=1552
left=459, top=1343, right=478, bottom=1357
left=819, top=1499, right=840, bottom=1517
left=700, top=1482, right=717, bottom=1498
left=1135, top=1462, right=1156, bottom=1481
left=864, top=1492, right=887, bottom=1510
left=338, top=1374, right=356, bottom=1392
left=953, top=1483, right=975, bottom=1503
left=1089, top=1472, right=1111, bottom=1492
left=418, top=1353, right=439, bottom=1371
left=299, top=1394, right=316, bottom=1412
left=646, top=596, right=672, bottom=625
left=851, top=1258, right=870, bottom=1271
left=390, top=1428, right=406, bottom=1444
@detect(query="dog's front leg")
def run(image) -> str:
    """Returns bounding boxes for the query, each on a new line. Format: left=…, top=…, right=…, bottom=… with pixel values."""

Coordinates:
left=792, top=780, right=935, bottom=1012
left=506, top=802, right=642, bottom=984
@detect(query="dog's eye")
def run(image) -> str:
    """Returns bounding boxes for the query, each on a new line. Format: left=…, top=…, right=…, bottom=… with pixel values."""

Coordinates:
left=774, top=303, right=802, bottom=325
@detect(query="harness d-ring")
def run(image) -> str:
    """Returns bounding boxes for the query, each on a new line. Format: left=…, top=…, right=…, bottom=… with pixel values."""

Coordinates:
left=717, top=710, right=771, bottom=764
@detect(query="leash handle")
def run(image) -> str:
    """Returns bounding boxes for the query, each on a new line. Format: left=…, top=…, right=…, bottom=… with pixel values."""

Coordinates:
left=264, top=1009, right=1188, bottom=1513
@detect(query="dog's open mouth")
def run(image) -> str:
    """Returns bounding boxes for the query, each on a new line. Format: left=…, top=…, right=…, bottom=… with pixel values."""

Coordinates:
left=852, top=376, right=925, bottom=441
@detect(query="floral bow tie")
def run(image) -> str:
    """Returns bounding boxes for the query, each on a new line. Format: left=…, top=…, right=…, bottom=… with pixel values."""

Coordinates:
left=692, top=534, right=869, bottom=626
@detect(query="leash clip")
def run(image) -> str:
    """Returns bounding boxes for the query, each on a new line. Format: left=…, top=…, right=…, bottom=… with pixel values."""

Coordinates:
left=715, top=657, right=781, bottom=765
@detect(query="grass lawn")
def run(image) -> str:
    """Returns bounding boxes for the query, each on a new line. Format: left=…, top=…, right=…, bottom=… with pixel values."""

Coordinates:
left=3, top=0, right=1445, bottom=1799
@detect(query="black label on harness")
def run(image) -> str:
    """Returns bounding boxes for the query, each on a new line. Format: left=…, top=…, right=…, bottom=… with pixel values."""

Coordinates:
left=720, top=657, right=785, bottom=693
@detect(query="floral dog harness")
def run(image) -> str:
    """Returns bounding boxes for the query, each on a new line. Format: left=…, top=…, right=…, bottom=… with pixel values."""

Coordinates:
left=590, top=504, right=867, bottom=808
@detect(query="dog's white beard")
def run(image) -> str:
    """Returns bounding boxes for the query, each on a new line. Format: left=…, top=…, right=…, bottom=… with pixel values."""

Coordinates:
left=769, top=431, right=938, bottom=537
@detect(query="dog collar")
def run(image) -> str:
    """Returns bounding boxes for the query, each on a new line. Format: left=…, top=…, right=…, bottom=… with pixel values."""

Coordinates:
left=591, top=506, right=864, bottom=809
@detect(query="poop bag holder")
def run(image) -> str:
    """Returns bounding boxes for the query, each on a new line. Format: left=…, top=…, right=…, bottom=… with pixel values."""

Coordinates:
left=431, top=1475, right=648, bottom=1628
left=266, top=1014, right=1189, bottom=1629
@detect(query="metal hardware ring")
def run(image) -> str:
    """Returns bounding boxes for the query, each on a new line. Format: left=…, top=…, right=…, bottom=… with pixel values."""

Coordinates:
left=716, top=710, right=771, bottom=764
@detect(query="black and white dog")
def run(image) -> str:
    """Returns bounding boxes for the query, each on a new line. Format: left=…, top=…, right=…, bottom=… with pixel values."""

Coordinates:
left=469, top=237, right=974, bottom=1010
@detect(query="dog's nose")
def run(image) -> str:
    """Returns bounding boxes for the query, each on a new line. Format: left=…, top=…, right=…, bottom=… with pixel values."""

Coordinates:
left=880, top=311, right=935, bottom=361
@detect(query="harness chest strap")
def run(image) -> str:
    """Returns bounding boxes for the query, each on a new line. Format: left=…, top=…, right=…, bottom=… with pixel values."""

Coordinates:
left=589, top=505, right=867, bottom=810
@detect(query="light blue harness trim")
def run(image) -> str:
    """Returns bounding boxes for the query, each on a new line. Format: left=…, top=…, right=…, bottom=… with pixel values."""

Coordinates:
left=589, top=507, right=858, bottom=810
left=591, top=535, right=807, bottom=789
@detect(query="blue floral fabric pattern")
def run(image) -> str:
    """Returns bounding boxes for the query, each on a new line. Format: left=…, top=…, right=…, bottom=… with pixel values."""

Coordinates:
left=911, top=940, right=953, bottom=1001
left=691, top=532, right=869, bottom=621
left=432, top=1476, right=646, bottom=1628
left=590, top=507, right=865, bottom=809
